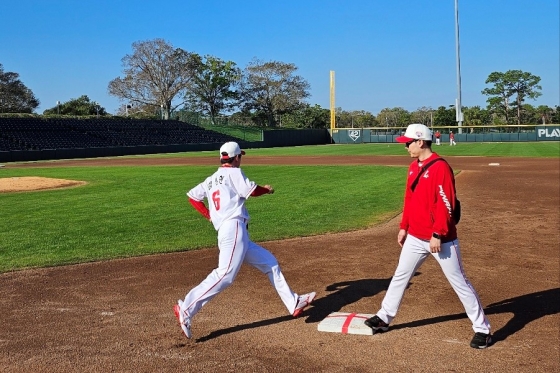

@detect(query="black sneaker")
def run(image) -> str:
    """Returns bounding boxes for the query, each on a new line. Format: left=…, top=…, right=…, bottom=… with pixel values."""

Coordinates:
left=470, top=332, right=492, bottom=349
left=364, top=315, right=389, bottom=333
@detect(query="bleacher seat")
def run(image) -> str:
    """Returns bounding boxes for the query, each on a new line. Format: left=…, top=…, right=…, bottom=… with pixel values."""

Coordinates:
left=0, top=117, right=241, bottom=151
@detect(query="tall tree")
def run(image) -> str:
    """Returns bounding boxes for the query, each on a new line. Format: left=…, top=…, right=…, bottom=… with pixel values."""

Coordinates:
left=535, top=105, right=554, bottom=124
left=115, top=102, right=163, bottom=119
left=333, top=108, right=377, bottom=128
left=279, top=104, right=330, bottom=129
left=433, top=106, right=456, bottom=126
left=43, top=95, right=106, bottom=116
left=334, top=107, right=352, bottom=128
left=482, top=72, right=512, bottom=124
left=519, top=104, right=539, bottom=125
left=184, top=55, right=241, bottom=124
left=238, top=59, right=310, bottom=127
left=377, top=107, right=411, bottom=127
left=0, top=63, right=40, bottom=113
left=552, top=106, right=560, bottom=124
left=411, top=106, right=434, bottom=126
left=508, top=70, right=542, bottom=124
left=482, top=70, right=542, bottom=125
left=462, top=106, right=491, bottom=126
left=348, top=110, right=377, bottom=128
left=108, top=39, right=199, bottom=119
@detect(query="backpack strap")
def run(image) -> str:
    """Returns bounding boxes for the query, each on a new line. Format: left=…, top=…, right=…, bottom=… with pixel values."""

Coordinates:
left=410, top=157, right=461, bottom=224
left=410, top=158, right=447, bottom=191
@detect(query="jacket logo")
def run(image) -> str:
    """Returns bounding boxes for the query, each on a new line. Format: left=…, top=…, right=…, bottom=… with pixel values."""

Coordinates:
left=438, top=185, right=453, bottom=217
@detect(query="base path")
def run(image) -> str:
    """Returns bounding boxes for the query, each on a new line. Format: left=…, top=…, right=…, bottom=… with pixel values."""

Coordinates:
left=0, top=155, right=558, bottom=372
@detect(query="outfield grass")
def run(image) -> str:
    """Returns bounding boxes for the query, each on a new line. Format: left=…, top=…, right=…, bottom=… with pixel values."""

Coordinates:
left=0, top=165, right=405, bottom=272
left=100, top=141, right=559, bottom=159
left=1, top=141, right=557, bottom=272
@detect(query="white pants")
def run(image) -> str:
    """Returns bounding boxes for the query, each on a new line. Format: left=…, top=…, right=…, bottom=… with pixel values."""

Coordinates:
left=436, top=138, right=441, bottom=145
left=181, top=219, right=298, bottom=319
left=377, top=235, right=490, bottom=333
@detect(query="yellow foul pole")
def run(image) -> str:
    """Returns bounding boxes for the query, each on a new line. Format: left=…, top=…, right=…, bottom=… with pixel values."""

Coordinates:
left=330, top=71, right=335, bottom=132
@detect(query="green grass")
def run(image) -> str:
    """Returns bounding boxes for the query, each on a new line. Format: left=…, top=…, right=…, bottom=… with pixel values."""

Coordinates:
left=242, top=141, right=560, bottom=157
left=1, top=141, right=557, bottom=272
left=0, top=165, right=405, bottom=272
left=62, top=141, right=556, bottom=160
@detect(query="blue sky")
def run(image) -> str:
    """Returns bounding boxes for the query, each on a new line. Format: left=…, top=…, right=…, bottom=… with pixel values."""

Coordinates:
left=1, top=0, right=558, bottom=115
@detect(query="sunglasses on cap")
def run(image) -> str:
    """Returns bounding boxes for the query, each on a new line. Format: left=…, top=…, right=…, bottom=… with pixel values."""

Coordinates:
left=405, top=139, right=420, bottom=148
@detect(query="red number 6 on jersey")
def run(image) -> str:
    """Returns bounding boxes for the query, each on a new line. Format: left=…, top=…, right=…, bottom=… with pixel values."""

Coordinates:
left=211, top=190, right=220, bottom=210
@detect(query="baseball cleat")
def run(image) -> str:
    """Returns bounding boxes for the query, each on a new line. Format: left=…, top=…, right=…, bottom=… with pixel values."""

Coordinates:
left=173, top=300, right=192, bottom=339
left=364, top=315, right=389, bottom=333
left=292, top=292, right=316, bottom=317
left=470, top=332, right=492, bottom=349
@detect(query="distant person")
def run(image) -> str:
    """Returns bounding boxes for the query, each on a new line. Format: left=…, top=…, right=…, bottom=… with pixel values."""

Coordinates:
left=450, top=130, right=457, bottom=146
left=435, top=130, right=441, bottom=145
left=364, top=123, right=492, bottom=349
left=173, top=141, right=316, bottom=339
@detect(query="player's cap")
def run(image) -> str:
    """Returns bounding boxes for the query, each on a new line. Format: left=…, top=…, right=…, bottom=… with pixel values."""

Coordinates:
left=219, top=141, right=246, bottom=160
left=396, top=123, right=432, bottom=143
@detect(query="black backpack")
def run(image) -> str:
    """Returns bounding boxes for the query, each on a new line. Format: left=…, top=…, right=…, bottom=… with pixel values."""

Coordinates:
left=410, top=158, right=461, bottom=224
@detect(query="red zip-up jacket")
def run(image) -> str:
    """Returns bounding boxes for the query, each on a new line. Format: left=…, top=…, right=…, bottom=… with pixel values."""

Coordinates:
left=399, top=153, right=458, bottom=242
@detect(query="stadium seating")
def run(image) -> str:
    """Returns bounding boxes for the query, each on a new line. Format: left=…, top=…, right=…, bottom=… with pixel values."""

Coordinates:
left=0, top=117, right=239, bottom=151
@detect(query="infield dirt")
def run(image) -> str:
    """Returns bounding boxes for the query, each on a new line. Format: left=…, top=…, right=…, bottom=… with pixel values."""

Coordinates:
left=0, top=155, right=558, bottom=373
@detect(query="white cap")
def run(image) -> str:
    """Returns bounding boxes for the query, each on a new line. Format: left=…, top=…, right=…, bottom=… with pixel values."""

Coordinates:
left=396, top=123, right=432, bottom=143
left=219, top=141, right=245, bottom=160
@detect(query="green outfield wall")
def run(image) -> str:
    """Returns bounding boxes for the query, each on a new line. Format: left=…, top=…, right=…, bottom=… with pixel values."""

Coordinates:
left=330, top=125, right=560, bottom=144
left=1, top=125, right=558, bottom=163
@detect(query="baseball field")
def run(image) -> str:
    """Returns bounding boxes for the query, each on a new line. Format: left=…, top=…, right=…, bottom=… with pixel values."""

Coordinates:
left=0, top=142, right=558, bottom=372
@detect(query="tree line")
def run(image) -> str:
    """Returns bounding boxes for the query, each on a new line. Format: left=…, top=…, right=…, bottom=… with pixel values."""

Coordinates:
left=1, top=38, right=558, bottom=127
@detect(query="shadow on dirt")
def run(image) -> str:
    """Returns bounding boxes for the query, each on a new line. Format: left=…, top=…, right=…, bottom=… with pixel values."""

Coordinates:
left=196, top=276, right=405, bottom=342
left=305, top=277, right=394, bottom=323
left=197, top=279, right=558, bottom=344
left=387, top=287, right=560, bottom=343
left=196, top=314, right=294, bottom=342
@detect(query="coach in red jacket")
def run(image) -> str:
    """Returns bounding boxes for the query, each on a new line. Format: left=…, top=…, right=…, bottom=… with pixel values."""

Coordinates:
left=364, top=123, right=492, bottom=349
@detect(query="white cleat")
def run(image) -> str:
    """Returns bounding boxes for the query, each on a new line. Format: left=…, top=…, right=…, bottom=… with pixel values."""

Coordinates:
left=173, top=300, right=192, bottom=339
left=292, top=292, right=316, bottom=317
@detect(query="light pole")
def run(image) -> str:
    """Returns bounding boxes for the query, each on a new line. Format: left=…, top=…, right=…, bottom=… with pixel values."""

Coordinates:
left=160, top=104, right=164, bottom=120
left=454, top=0, right=464, bottom=134
left=57, top=101, right=60, bottom=115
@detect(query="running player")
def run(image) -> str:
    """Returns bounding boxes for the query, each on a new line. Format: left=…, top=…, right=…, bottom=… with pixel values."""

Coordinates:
left=174, top=141, right=315, bottom=339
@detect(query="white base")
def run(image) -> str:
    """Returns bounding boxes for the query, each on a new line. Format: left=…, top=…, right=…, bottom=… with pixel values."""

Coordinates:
left=317, top=312, right=375, bottom=335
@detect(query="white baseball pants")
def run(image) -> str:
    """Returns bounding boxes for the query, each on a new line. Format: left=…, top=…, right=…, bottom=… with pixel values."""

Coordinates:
left=181, top=218, right=298, bottom=319
left=377, top=234, right=491, bottom=334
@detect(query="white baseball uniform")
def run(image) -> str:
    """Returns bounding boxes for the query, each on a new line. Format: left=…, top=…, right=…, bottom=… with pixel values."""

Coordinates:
left=180, top=165, right=299, bottom=320
left=377, top=235, right=491, bottom=334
